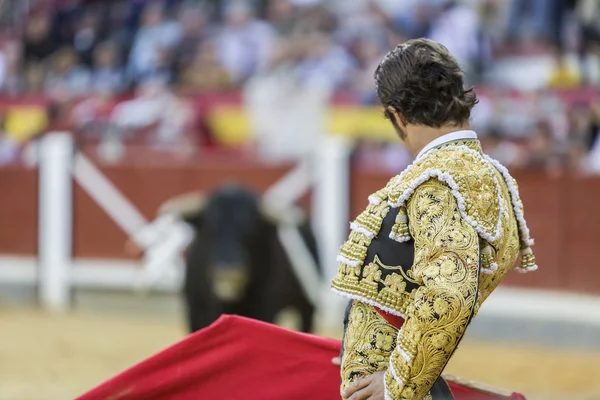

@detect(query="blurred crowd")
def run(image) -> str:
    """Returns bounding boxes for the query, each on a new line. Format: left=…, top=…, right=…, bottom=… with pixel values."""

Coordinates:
left=1, top=0, right=597, bottom=95
left=0, top=0, right=598, bottom=174
left=355, top=91, right=600, bottom=175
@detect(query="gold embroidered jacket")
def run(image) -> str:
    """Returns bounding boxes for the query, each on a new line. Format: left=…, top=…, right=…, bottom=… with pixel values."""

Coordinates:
left=332, top=140, right=537, bottom=400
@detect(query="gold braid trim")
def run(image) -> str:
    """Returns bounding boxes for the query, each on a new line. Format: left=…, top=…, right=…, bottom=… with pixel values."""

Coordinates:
left=385, top=180, right=480, bottom=400
left=341, top=301, right=398, bottom=394
left=387, top=145, right=503, bottom=245
left=336, top=183, right=393, bottom=268
left=482, top=156, right=538, bottom=273
left=341, top=301, right=434, bottom=400
left=332, top=142, right=533, bottom=321
left=332, top=255, right=416, bottom=317
left=333, top=177, right=411, bottom=314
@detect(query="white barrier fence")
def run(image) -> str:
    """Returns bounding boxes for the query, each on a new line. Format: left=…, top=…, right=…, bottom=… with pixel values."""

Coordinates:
left=4, top=132, right=600, bottom=331
left=38, top=133, right=73, bottom=312
left=2, top=132, right=351, bottom=327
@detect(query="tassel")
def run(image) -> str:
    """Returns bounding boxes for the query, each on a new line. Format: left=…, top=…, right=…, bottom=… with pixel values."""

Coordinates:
left=516, top=246, right=538, bottom=273
left=390, top=206, right=411, bottom=242
left=480, top=244, right=498, bottom=275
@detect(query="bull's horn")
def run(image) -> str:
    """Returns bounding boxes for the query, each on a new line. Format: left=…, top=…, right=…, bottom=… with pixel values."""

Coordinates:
left=158, top=191, right=206, bottom=218
left=260, top=200, right=305, bottom=226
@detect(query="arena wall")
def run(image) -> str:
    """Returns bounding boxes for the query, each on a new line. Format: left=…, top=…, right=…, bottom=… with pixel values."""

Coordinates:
left=1, top=155, right=599, bottom=295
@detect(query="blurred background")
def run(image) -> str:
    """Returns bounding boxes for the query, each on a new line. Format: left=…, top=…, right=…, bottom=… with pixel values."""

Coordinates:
left=1, top=0, right=600, bottom=399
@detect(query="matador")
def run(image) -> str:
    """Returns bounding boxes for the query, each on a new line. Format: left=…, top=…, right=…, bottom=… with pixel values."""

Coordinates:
left=332, top=38, right=537, bottom=400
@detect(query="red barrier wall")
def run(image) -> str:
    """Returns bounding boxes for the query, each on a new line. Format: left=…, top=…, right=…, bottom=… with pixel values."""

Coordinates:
left=0, top=167, right=38, bottom=255
left=72, top=159, right=294, bottom=259
left=1, top=161, right=600, bottom=294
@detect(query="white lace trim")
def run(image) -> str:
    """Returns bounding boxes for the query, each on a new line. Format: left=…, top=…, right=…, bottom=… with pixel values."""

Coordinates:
left=336, top=254, right=361, bottom=268
left=481, top=262, right=498, bottom=275
left=398, top=346, right=413, bottom=363
left=368, top=194, right=382, bottom=205
left=330, top=287, right=407, bottom=318
left=350, top=222, right=376, bottom=240
left=483, top=155, right=535, bottom=247
left=388, top=166, right=505, bottom=243
left=516, top=264, right=538, bottom=273
left=386, top=145, right=505, bottom=244
left=388, top=354, right=405, bottom=391
left=383, top=379, right=393, bottom=400
left=389, top=232, right=411, bottom=242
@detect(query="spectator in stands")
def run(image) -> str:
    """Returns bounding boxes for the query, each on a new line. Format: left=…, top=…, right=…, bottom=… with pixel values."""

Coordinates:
left=110, top=76, right=194, bottom=149
left=127, top=1, right=181, bottom=85
left=294, top=30, right=355, bottom=90
left=68, top=88, right=116, bottom=142
left=547, top=49, right=582, bottom=89
left=291, top=2, right=337, bottom=34
left=588, top=100, right=600, bottom=150
left=106, top=1, right=135, bottom=63
left=392, top=0, right=432, bottom=39
left=524, top=120, right=563, bottom=172
left=563, top=105, right=593, bottom=172
left=481, top=129, right=524, bottom=167
left=0, top=40, right=23, bottom=94
left=332, top=0, right=387, bottom=47
left=172, top=5, right=209, bottom=78
left=506, top=0, right=565, bottom=46
left=575, top=0, right=600, bottom=84
left=50, top=0, right=83, bottom=47
left=90, top=41, right=127, bottom=95
left=44, top=47, right=91, bottom=101
left=523, top=89, right=569, bottom=144
left=23, top=13, right=58, bottom=92
left=178, top=42, right=232, bottom=94
left=476, top=0, right=507, bottom=46
left=584, top=101, right=600, bottom=172
left=73, top=11, right=102, bottom=68
left=267, top=0, right=300, bottom=37
left=470, top=93, right=496, bottom=134
left=351, top=35, right=385, bottom=104
left=427, top=1, right=481, bottom=80
left=217, top=1, right=276, bottom=84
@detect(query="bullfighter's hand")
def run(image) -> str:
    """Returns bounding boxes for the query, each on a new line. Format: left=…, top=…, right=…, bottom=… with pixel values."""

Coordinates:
left=342, top=371, right=385, bottom=400
left=331, top=357, right=341, bottom=366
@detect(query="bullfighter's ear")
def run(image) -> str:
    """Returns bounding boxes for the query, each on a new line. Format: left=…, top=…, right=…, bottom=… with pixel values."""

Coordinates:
left=259, top=200, right=305, bottom=226
left=158, top=191, right=206, bottom=219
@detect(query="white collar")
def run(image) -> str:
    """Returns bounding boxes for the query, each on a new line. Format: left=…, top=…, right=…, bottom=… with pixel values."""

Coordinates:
left=416, top=130, right=478, bottom=160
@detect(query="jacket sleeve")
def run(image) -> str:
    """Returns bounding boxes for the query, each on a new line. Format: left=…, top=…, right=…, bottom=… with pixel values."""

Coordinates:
left=384, top=179, right=480, bottom=400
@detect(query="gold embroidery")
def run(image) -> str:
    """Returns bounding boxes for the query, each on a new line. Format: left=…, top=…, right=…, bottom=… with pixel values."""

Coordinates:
left=391, top=206, right=411, bottom=241
left=332, top=142, right=526, bottom=318
left=476, top=167, right=520, bottom=304
left=385, top=180, right=480, bottom=399
left=341, top=302, right=436, bottom=400
left=341, top=301, right=398, bottom=394
left=388, top=145, right=502, bottom=242
left=335, top=140, right=529, bottom=399
left=336, top=188, right=392, bottom=267
left=374, top=255, right=418, bottom=284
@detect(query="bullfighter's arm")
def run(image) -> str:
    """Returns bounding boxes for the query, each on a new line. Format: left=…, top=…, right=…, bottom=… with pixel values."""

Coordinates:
left=384, top=180, right=480, bottom=400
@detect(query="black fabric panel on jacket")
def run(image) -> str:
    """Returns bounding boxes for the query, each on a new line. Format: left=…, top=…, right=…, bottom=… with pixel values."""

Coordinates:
left=363, top=207, right=420, bottom=294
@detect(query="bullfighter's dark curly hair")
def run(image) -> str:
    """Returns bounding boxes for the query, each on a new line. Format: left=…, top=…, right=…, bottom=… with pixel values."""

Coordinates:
left=374, top=38, right=478, bottom=128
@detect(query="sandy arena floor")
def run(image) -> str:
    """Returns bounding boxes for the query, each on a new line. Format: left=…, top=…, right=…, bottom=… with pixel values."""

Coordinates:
left=1, top=306, right=599, bottom=400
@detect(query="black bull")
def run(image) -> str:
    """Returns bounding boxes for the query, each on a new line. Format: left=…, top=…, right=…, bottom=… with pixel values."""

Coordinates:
left=177, top=186, right=321, bottom=333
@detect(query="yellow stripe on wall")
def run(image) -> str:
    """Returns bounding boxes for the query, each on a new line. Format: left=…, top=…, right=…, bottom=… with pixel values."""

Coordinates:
left=207, top=106, right=397, bottom=146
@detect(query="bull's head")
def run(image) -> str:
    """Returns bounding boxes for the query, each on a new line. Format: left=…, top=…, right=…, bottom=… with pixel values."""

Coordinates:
left=160, top=185, right=302, bottom=302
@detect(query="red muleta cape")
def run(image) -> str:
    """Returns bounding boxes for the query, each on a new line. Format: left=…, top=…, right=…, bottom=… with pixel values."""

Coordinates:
left=77, top=315, right=525, bottom=400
